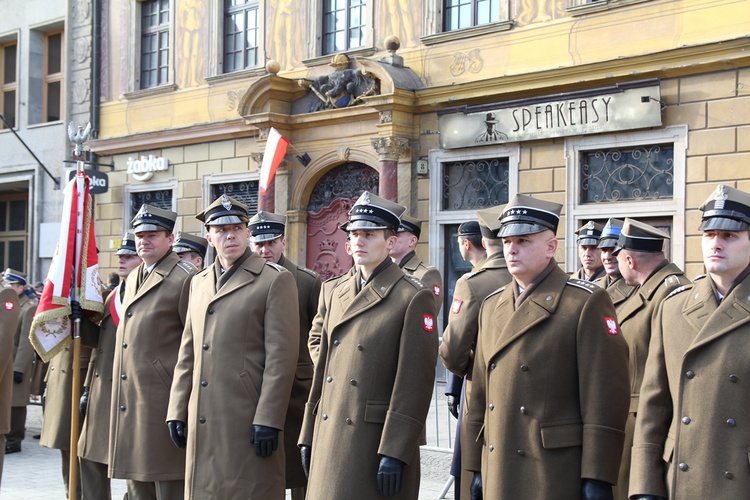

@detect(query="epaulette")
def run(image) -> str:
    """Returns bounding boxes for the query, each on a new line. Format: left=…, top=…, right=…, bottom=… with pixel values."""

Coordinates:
left=265, top=262, right=285, bottom=272
left=176, top=261, right=198, bottom=274
left=693, top=274, right=707, bottom=281
left=404, top=274, right=425, bottom=289
left=463, top=269, right=482, bottom=280
left=324, top=274, right=343, bottom=283
left=486, top=285, right=506, bottom=299
left=667, top=285, right=692, bottom=299
left=566, top=278, right=597, bottom=294
left=299, top=266, right=320, bottom=279
left=664, top=274, right=687, bottom=288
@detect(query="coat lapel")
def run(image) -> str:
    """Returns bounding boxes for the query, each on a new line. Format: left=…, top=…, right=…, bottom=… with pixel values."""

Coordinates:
left=688, top=278, right=750, bottom=351
left=129, top=254, right=175, bottom=304
left=332, top=264, right=401, bottom=328
left=211, top=254, right=263, bottom=303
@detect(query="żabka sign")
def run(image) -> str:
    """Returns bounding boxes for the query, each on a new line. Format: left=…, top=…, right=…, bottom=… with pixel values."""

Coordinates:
left=127, top=155, right=169, bottom=181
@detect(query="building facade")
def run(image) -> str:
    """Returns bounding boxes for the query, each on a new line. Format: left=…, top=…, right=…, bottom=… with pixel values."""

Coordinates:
left=0, top=0, right=94, bottom=282
left=90, top=0, right=750, bottom=340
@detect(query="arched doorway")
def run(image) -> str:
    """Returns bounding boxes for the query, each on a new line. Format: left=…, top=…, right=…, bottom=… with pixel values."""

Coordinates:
left=305, top=162, right=379, bottom=280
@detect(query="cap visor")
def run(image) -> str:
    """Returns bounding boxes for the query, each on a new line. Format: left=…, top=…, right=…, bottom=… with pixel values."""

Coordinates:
left=345, top=220, right=390, bottom=232
left=250, top=233, right=283, bottom=243
left=597, top=238, right=619, bottom=249
left=115, top=249, right=138, bottom=255
left=698, top=217, right=750, bottom=232
left=578, top=237, right=599, bottom=247
left=134, top=223, right=166, bottom=233
left=205, top=215, right=247, bottom=226
left=497, top=223, right=549, bottom=238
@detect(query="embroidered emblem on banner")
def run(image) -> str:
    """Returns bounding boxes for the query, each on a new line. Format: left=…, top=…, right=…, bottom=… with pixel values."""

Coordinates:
left=605, top=316, right=619, bottom=336
left=433, top=285, right=441, bottom=296
left=451, top=299, right=463, bottom=314
left=423, top=314, right=435, bottom=332
left=4, top=300, right=13, bottom=311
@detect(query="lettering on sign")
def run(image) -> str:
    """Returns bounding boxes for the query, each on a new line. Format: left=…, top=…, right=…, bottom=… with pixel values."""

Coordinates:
left=127, top=155, right=169, bottom=181
left=438, top=83, right=662, bottom=149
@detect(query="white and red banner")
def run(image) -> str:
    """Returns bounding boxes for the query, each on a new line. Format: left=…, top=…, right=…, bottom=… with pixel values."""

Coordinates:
left=259, top=127, right=289, bottom=195
left=29, top=172, right=104, bottom=363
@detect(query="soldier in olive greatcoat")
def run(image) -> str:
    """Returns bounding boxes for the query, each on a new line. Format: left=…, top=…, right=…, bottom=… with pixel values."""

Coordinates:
left=0, top=285, right=20, bottom=485
left=109, top=205, right=197, bottom=499
left=630, top=185, right=750, bottom=499
left=167, top=196, right=299, bottom=499
left=573, top=221, right=606, bottom=282
left=78, top=232, right=141, bottom=499
left=610, top=218, right=689, bottom=500
left=172, top=232, right=207, bottom=270
left=300, top=192, right=438, bottom=500
left=594, top=218, right=635, bottom=311
left=249, top=210, right=321, bottom=499
left=465, top=194, right=629, bottom=500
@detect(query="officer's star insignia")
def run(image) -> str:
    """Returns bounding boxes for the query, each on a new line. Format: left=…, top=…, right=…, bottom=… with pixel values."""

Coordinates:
left=220, top=194, right=232, bottom=211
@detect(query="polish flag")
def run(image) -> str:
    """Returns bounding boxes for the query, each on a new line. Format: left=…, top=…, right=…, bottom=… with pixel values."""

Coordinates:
left=259, top=127, right=289, bottom=195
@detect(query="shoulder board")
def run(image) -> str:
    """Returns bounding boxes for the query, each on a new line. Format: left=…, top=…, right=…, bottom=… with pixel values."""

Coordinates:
left=324, top=274, right=342, bottom=283
left=486, top=285, right=507, bottom=299
left=664, top=274, right=687, bottom=287
left=176, top=261, right=197, bottom=274
left=464, top=269, right=483, bottom=279
left=566, top=278, right=597, bottom=294
left=667, top=285, right=692, bottom=299
left=265, top=262, right=285, bottom=272
left=693, top=274, right=707, bottom=281
left=299, top=266, right=320, bottom=279
left=404, top=274, right=425, bottom=289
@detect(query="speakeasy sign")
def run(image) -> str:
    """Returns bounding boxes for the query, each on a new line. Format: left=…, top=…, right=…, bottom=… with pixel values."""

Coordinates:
left=438, top=82, right=662, bottom=149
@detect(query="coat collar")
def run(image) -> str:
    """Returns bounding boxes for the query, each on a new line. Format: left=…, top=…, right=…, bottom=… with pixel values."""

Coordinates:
left=332, top=260, right=404, bottom=328
left=490, top=266, right=568, bottom=355
left=206, top=251, right=266, bottom=302
left=131, top=252, right=180, bottom=300
left=481, top=252, right=508, bottom=271
left=685, top=276, right=750, bottom=351
left=617, top=262, right=681, bottom=322
left=399, top=252, right=421, bottom=272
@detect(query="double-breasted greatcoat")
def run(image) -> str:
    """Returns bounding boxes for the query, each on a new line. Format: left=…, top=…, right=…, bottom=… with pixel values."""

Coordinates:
left=109, top=253, right=195, bottom=481
left=300, top=261, right=438, bottom=500
left=78, top=285, right=121, bottom=464
left=277, top=254, right=321, bottom=489
left=595, top=274, right=636, bottom=312
left=11, top=294, right=37, bottom=408
left=0, top=288, right=20, bottom=436
left=399, top=251, right=443, bottom=314
left=573, top=265, right=606, bottom=282
left=465, top=264, right=630, bottom=499
left=307, top=268, right=354, bottom=367
left=167, top=251, right=299, bottom=499
left=630, top=273, right=750, bottom=498
left=613, top=261, right=688, bottom=499
left=439, top=251, right=512, bottom=499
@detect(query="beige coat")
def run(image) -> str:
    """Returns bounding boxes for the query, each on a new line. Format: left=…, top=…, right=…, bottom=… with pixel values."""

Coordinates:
left=400, top=252, right=443, bottom=314
left=614, top=261, right=688, bottom=499
left=300, top=262, right=438, bottom=500
left=465, top=265, right=630, bottom=499
left=595, top=274, right=636, bottom=312
left=109, top=253, right=195, bottom=481
left=630, top=274, right=750, bottom=498
left=573, top=265, right=606, bottom=282
left=278, top=254, right=321, bottom=488
left=307, top=268, right=354, bottom=366
left=78, top=287, right=120, bottom=464
left=168, top=251, right=299, bottom=499
left=11, top=295, right=36, bottom=407
left=0, top=288, right=20, bottom=435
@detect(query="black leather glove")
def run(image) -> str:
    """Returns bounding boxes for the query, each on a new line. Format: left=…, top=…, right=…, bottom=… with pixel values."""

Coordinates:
left=70, top=300, right=84, bottom=321
left=300, top=445, right=311, bottom=478
left=13, top=371, right=23, bottom=384
left=79, top=387, right=90, bottom=416
left=251, top=425, right=279, bottom=457
left=581, top=479, right=614, bottom=500
left=447, top=395, right=459, bottom=419
left=376, top=455, right=405, bottom=497
left=470, top=471, right=482, bottom=500
left=167, top=420, right=187, bottom=449
left=631, top=496, right=665, bottom=500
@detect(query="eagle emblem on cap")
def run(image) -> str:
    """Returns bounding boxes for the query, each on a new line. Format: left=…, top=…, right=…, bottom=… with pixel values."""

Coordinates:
left=258, top=211, right=266, bottom=222
left=175, top=231, right=183, bottom=240
left=220, top=194, right=232, bottom=211
left=587, top=221, right=595, bottom=229
left=714, top=185, right=728, bottom=209
left=136, top=205, right=150, bottom=218
left=361, top=192, right=371, bottom=204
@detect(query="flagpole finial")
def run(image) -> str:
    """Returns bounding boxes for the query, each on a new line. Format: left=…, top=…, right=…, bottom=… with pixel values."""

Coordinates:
left=68, top=122, right=92, bottom=159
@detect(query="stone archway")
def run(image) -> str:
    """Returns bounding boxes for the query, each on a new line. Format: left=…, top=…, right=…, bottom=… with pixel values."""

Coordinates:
left=305, top=162, right=379, bottom=280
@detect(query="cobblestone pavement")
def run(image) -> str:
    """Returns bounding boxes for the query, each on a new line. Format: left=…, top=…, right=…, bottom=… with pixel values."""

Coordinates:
left=2, top=402, right=456, bottom=499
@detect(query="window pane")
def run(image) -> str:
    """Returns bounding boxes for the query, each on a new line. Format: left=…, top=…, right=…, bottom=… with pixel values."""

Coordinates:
left=0, top=241, right=4, bottom=270
left=580, top=144, right=674, bottom=204
left=0, top=202, right=6, bottom=231
left=442, top=157, right=510, bottom=210
left=3, top=90, right=15, bottom=128
left=4, top=45, right=16, bottom=84
left=131, top=190, right=173, bottom=219
left=46, top=81, right=61, bottom=122
left=9, top=200, right=26, bottom=231
left=47, top=33, right=62, bottom=74
left=8, top=240, right=24, bottom=271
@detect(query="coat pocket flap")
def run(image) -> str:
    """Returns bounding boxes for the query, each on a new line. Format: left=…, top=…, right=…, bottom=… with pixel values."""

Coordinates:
left=662, top=435, right=675, bottom=463
left=364, top=401, right=389, bottom=423
left=540, top=422, right=583, bottom=449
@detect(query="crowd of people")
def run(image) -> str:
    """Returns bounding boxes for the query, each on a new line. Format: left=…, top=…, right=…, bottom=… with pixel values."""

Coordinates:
left=1, top=183, right=749, bottom=500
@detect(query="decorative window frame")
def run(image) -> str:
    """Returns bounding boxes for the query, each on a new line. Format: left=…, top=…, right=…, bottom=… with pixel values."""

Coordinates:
left=421, top=0, right=512, bottom=46
left=0, top=31, right=19, bottom=130
left=564, top=124, right=688, bottom=271
left=201, top=170, right=260, bottom=215
left=566, top=0, right=652, bottom=17
left=205, top=0, right=266, bottom=81
left=304, top=0, right=375, bottom=61
left=125, top=0, right=176, bottom=97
